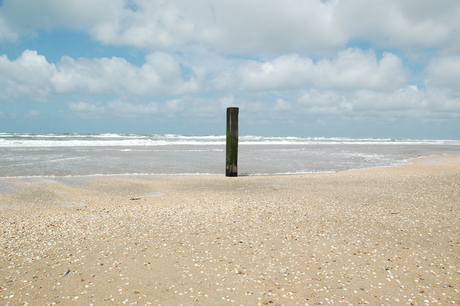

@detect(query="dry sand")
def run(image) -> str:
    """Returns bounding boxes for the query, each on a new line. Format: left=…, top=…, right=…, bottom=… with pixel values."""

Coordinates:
left=1, top=155, right=459, bottom=305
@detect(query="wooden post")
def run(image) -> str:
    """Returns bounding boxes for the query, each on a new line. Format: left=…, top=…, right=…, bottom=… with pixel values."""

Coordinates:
left=226, top=107, right=239, bottom=177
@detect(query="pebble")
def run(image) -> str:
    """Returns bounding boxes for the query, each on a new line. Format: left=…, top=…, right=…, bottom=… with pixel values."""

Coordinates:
left=0, top=160, right=459, bottom=305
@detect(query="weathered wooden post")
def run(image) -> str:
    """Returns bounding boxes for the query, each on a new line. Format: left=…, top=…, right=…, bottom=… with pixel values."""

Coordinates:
left=226, top=107, right=239, bottom=177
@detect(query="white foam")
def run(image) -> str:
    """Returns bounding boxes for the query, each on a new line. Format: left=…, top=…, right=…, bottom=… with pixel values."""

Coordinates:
left=0, top=133, right=458, bottom=177
left=1, top=133, right=459, bottom=148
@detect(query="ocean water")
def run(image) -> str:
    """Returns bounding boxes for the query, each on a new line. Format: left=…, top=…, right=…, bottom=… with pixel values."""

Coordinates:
left=0, top=133, right=459, bottom=177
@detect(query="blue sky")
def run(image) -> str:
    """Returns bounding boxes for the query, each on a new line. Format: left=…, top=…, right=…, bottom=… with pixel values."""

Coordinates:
left=0, top=0, right=459, bottom=139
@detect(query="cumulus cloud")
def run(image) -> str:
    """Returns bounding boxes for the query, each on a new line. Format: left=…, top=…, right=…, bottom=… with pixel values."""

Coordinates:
left=0, top=50, right=56, bottom=100
left=87, top=0, right=460, bottom=54
left=295, top=84, right=460, bottom=121
left=425, top=89, right=460, bottom=115
left=426, top=56, right=460, bottom=89
left=273, top=99, right=291, bottom=112
left=336, top=0, right=459, bottom=50
left=91, top=0, right=196, bottom=49
left=198, top=0, right=344, bottom=54
left=68, top=101, right=106, bottom=119
left=350, top=86, right=426, bottom=112
left=314, top=49, right=407, bottom=90
left=240, top=54, right=315, bottom=91
left=87, top=0, right=346, bottom=53
left=0, top=0, right=122, bottom=39
left=2, top=48, right=408, bottom=101
left=0, top=50, right=202, bottom=99
left=2, top=0, right=458, bottom=54
left=1, top=47, right=458, bottom=124
left=0, top=0, right=458, bottom=137
left=162, top=98, right=192, bottom=115
left=239, top=49, right=407, bottom=91
left=297, top=90, right=350, bottom=115
left=54, top=51, right=202, bottom=95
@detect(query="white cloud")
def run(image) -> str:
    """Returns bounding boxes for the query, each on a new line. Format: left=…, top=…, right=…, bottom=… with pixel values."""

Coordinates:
left=350, top=86, right=426, bottom=112
left=198, top=0, right=344, bottom=54
left=1, top=0, right=459, bottom=55
left=68, top=101, right=105, bottom=113
left=273, top=99, right=291, bottom=112
left=162, top=99, right=185, bottom=114
left=0, top=0, right=122, bottom=39
left=239, top=49, right=406, bottom=92
left=212, top=70, right=238, bottom=91
left=68, top=101, right=106, bottom=119
left=0, top=0, right=458, bottom=137
left=0, top=50, right=202, bottom=99
left=53, top=51, right=202, bottom=96
left=91, top=0, right=196, bottom=49
left=423, top=56, right=460, bottom=118
left=106, top=100, right=159, bottom=117
left=240, top=54, right=314, bottom=91
left=297, top=90, right=349, bottom=115
left=426, top=56, right=460, bottom=89
left=0, top=16, right=16, bottom=40
left=295, top=84, right=460, bottom=121
left=336, top=0, right=460, bottom=51
left=1, top=47, right=458, bottom=125
left=88, top=0, right=345, bottom=53
left=425, top=89, right=460, bottom=115
left=95, top=0, right=460, bottom=54
left=315, top=49, right=407, bottom=90
left=0, top=50, right=56, bottom=100
left=218, top=95, right=237, bottom=109
left=27, top=110, right=40, bottom=117
left=53, top=56, right=134, bottom=94
left=68, top=100, right=160, bottom=118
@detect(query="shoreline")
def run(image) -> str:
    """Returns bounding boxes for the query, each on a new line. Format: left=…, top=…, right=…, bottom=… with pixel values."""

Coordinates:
left=1, top=155, right=459, bottom=305
left=1, top=153, right=459, bottom=180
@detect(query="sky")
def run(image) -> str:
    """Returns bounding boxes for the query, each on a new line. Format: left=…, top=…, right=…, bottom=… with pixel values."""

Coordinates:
left=0, top=0, right=459, bottom=139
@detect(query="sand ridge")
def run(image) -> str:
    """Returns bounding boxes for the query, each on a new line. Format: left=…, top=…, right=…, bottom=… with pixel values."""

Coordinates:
left=1, top=155, right=459, bottom=305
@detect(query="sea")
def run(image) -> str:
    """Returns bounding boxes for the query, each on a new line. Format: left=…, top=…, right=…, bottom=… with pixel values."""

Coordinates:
left=0, top=133, right=459, bottom=177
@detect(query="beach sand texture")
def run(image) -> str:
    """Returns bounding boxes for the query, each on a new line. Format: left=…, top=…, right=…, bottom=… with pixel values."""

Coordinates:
left=1, top=155, right=459, bottom=305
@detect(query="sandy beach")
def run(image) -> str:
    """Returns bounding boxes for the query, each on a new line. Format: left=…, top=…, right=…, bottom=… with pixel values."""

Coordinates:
left=1, top=155, right=459, bottom=305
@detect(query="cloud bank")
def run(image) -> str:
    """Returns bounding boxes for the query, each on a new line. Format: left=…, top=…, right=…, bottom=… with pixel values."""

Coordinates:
left=0, top=0, right=459, bottom=137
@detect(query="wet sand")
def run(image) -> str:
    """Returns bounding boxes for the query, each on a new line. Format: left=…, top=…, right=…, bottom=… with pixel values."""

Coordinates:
left=1, top=155, right=459, bottom=305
